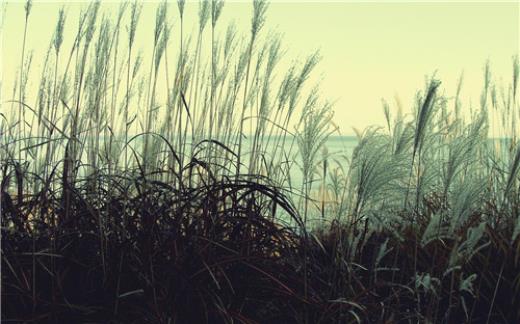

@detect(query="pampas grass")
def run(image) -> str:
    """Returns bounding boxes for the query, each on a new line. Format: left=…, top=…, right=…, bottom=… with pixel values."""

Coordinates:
left=2, top=1, right=520, bottom=323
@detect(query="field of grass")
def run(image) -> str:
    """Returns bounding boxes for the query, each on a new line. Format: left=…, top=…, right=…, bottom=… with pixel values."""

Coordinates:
left=1, top=1, right=520, bottom=323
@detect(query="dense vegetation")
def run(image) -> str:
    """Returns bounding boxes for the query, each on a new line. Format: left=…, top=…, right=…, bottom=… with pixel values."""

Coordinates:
left=1, top=1, right=519, bottom=323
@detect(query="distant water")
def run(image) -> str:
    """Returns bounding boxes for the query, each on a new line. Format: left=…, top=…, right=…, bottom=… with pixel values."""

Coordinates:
left=132, top=134, right=359, bottom=189
left=239, top=135, right=358, bottom=156
left=15, top=133, right=359, bottom=191
left=321, top=135, right=358, bottom=156
left=237, top=135, right=359, bottom=189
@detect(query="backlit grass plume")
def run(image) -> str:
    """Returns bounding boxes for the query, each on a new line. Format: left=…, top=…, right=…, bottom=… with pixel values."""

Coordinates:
left=2, top=1, right=520, bottom=323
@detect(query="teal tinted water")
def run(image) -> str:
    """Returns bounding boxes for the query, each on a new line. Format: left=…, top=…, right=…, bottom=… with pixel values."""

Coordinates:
left=17, top=133, right=358, bottom=191
left=238, top=135, right=358, bottom=189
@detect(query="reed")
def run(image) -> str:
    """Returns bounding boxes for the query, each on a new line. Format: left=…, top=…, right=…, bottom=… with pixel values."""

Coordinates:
left=2, top=1, right=519, bottom=323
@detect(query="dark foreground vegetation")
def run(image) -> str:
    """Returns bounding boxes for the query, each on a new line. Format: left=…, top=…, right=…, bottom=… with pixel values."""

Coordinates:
left=2, top=0, right=520, bottom=323
left=2, top=161, right=520, bottom=323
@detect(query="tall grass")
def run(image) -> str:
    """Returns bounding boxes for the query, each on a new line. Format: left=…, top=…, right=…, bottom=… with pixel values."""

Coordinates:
left=2, top=1, right=520, bottom=323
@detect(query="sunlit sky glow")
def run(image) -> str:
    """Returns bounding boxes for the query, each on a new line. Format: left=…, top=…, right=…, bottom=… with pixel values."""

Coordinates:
left=1, top=1, right=519, bottom=135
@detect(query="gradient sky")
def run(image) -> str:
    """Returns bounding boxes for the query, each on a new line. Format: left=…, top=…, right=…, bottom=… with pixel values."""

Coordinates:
left=2, top=1, right=519, bottom=135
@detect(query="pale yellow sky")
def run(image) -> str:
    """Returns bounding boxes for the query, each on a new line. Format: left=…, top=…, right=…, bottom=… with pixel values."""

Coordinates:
left=1, top=1, right=519, bottom=135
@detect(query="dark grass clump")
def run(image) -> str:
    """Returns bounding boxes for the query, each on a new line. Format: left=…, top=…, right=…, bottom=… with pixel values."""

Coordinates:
left=1, top=160, right=315, bottom=323
left=3, top=159, right=520, bottom=323
left=307, top=198, right=520, bottom=323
